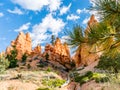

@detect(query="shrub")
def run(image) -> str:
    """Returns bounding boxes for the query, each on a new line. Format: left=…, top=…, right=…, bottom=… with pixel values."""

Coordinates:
left=42, top=78, right=65, bottom=88
left=70, top=61, right=76, bottom=67
left=45, top=53, right=49, bottom=60
left=95, top=77, right=109, bottom=83
left=46, top=67, right=52, bottom=72
left=6, top=46, right=18, bottom=68
left=0, top=56, right=9, bottom=73
left=85, top=71, right=93, bottom=79
left=21, top=53, right=27, bottom=62
left=96, top=54, right=120, bottom=78
left=96, top=54, right=120, bottom=73
left=38, top=59, right=48, bottom=68
left=74, top=71, right=109, bottom=85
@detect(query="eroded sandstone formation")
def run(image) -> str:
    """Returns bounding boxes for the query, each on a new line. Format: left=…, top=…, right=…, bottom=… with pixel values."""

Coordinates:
left=5, top=15, right=99, bottom=69
left=42, top=38, right=71, bottom=69
left=85, top=14, right=98, bottom=37
left=31, top=45, right=41, bottom=55
left=73, top=15, right=99, bottom=67
left=6, top=32, right=32, bottom=60
left=5, top=32, right=71, bottom=69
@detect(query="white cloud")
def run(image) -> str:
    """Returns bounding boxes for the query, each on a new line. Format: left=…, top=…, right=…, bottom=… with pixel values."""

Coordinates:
left=7, top=7, right=23, bottom=15
left=30, top=14, right=66, bottom=47
left=76, top=7, right=100, bottom=22
left=14, top=22, right=31, bottom=32
left=0, top=12, right=4, bottom=17
left=76, top=9, right=81, bottom=14
left=82, top=17, right=90, bottom=25
left=67, top=14, right=80, bottom=21
left=60, top=3, right=71, bottom=15
left=61, top=36, right=70, bottom=43
left=11, top=0, right=61, bottom=12
left=89, top=0, right=101, bottom=21
left=48, top=0, right=61, bottom=12
left=89, top=0, right=96, bottom=7
left=82, top=8, right=89, bottom=13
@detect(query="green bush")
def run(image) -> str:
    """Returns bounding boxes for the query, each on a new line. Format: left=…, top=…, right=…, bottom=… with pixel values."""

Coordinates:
left=81, top=77, right=89, bottom=85
left=85, top=71, right=93, bottom=79
left=21, top=53, right=27, bottom=62
left=95, top=77, right=109, bottom=83
left=42, top=79, right=65, bottom=88
left=96, top=54, right=120, bottom=73
left=6, top=46, right=18, bottom=68
left=0, top=56, right=9, bottom=73
left=74, top=71, right=93, bottom=85
left=45, top=53, right=49, bottom=60
left=74, top=71, right=109, bottom=85
left=46, top=67, right=52, bottom=72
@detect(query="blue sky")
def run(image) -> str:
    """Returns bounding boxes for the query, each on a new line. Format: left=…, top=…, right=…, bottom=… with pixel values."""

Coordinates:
left=0, top=0, right=96, bottom=52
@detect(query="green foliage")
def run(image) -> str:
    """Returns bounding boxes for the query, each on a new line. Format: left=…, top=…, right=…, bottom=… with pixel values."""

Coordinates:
left=51, top=35, right=55, bottom=45
left=96, top=54, right=120, bottom=73
left=70, top=61, right=76, bottom=67
left=0, top=56, right=9, bottom=73
left=65, top=25, right=86, bottom=49
left=45, top=53, right=49, bottom=60
left=74, top=71, right=93, bottom=85
left=87, top=0, right=120, bottom=57
left=38, top=64, right=44, bottom=68
left=46, top=67, right=52, bottom=72
left=42, top=78, right=65, bottom=88
left=6, top=46, right=18, bottom=68
left=21, top=53, right=27, bottom=62
left=87, top=21, right=120, bottom=57
left=74, top=71, right=109, bottom=85
left=37, top=88, right=51, bottom=90
left=90, top=0, right=120, bottom=30
left=95, top=77, right=109, bottom=83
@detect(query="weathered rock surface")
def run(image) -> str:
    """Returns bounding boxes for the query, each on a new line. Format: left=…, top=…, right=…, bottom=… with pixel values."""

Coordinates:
left=85, top=14, right=98, bottom=37
left=6, top=32, right=32, bottom=60
left=42, top=38, right=71, bottom=69
left=72, top=15, right=99, bottom=67
left=31, top=45, right=41, bottom=55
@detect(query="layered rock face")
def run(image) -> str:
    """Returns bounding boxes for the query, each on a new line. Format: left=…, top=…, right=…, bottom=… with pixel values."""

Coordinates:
left=43, top=38, right=71, bottom=69
left=6, top=32, right=32, bottom=60
left=73, top=15, right=99, bottom=67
